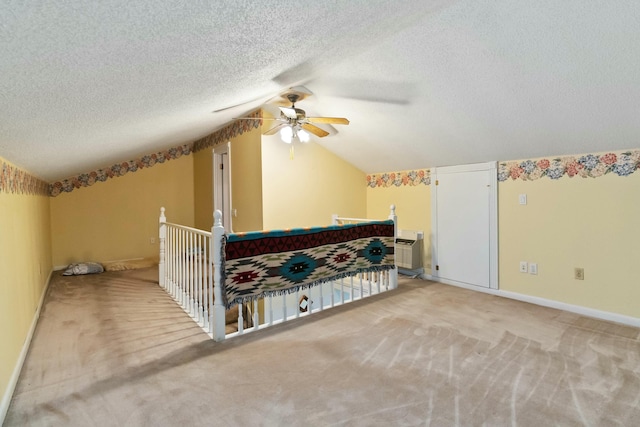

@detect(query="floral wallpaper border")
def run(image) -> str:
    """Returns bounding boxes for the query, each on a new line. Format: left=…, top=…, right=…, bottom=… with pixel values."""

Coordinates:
left=367, top=169, right=431, bottom=188
left=0, top=159, right=50, bottom=196
left=367, top=149, right=639, bottom=188
left=193, top=109, right=262, bottom=152
left=49, top=145, right=193, bottom=197
left=48, top=109, right=262, bottom=196
left=498, top=149, right=640, bottom=182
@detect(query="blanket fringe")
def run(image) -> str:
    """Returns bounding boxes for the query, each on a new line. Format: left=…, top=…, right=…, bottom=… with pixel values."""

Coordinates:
left=225, top=264, right=395, bottom=309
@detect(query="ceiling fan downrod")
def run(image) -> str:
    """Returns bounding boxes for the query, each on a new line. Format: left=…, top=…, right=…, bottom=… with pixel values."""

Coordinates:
left=286, top=93, right=300, bottom=106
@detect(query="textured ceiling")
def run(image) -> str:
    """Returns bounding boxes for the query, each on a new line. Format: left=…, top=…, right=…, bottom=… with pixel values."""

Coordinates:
left=1, top=0, right=639, bottom=181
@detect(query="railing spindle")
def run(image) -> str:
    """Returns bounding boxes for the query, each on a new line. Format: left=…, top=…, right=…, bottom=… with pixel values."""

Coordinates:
left=159, top=207, right=166, bottom=289
left=282, top=294, right=287, bottom=322
left=330, top=281, right=335, bottom=308
left=237, top=302, right=244, bottom=335
left=208, top=229, right=214, bottom=335
left=253, top=300, right=259, bottom=330
left=188, top=231, right=193, bottom=316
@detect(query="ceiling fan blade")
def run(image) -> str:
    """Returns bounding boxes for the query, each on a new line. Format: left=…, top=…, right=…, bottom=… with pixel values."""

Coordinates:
left=212, top=92, right=275, bottom=113
left=301, top=123, right=330, bottom=138
left=279, top=107, right=297, bottom=119
left=308, top=78, right=415, bottom=105
left=233, top=117, right=276, bottom=120
left=306, top=117, right=350, bottom=125
left=213, top=85, right=312, bottom=113
left=289, top=85, right=313, bottom=96
left=264, top=123, right=287, bottom=135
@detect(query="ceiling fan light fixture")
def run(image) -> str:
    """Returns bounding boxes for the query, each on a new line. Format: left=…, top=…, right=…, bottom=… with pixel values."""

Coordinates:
left=298, top=128, right=310, bottom=143
left=280, top=125, right=310, bottom=144
left=280, top=126, right=293, bottom=143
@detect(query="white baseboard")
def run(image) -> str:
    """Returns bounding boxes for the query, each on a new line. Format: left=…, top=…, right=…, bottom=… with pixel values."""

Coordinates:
left=423, top=275, right=640, bottom=329
left=1, top=269, right=53, bottom=424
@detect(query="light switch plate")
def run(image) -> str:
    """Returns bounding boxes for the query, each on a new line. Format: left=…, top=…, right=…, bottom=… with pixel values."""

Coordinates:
left=519, top=194, right=527, bottom=205
left=529, top=263, right=538, bottom=275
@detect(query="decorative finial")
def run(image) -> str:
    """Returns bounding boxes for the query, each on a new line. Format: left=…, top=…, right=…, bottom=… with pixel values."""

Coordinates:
left=214, top=209, right=223, bottom=226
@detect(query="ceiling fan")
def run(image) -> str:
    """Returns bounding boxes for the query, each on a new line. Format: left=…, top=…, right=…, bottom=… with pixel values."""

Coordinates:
left=233, top=88, right=349, bottom=142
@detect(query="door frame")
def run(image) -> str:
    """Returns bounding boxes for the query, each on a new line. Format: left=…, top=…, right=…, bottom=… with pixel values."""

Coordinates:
left=430, top=161, right=499, bottom=289
left=213, top=142, right=232, bottom=232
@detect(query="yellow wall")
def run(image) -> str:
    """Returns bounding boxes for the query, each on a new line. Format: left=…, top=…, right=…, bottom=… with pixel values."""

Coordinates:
left=0, top=169, right=52, bottom=410
left=50, top=155, right=194, bottom=267
left=193, top=147, right=213, bottom=230
left=366, top=182, right=432, bottom=274
left=230, top=128, right=263, bottom=232
left=261, top=135, right=366, bottom=229
left=365, top=156, right=640, bottom=320
left=499, top=171, right=640, bottom=318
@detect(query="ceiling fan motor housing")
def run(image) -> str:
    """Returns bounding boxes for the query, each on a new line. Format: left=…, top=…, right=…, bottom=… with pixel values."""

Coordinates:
left=294, top=108, right=306, bottom=120
left=286, top=93, right=302, bottom=104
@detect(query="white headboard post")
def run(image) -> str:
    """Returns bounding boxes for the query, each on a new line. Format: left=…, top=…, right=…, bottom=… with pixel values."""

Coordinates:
left=388, top=204, right=398, bottom=289
left=158, top=207, right=166, bottom=289
left=211, top=210, right=227, bottom=341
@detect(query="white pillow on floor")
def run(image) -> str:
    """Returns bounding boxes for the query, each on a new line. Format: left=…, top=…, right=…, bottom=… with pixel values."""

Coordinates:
left=62, top=262, right=104, bottom=276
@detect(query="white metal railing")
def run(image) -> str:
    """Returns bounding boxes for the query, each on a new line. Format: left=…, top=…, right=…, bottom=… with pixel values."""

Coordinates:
left=158, top=205, right=398, bottom=341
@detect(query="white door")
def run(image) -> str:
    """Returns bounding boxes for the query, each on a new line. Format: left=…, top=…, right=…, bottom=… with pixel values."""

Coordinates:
left=431, top=162, right=498, bottom=289
left=213, top=143, right=232, bottom=232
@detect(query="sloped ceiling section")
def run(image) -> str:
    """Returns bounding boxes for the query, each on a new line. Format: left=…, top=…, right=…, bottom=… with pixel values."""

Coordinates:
left=1, top=1, right=639, bottom=182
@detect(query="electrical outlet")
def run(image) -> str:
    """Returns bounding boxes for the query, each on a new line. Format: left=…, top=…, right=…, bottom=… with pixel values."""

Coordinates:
left=529, top=263, right=538, bottom=275
left=574, top=267, right=584, bottom=280
left=519, top=261, right=528, bottom=273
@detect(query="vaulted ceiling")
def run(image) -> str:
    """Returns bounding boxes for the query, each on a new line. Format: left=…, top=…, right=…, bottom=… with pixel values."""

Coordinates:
left=1, top=1, right=639, bottom=181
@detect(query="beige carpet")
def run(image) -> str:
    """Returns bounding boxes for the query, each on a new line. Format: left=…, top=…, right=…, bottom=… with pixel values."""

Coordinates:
left=5, top=267, right=640, bottom=426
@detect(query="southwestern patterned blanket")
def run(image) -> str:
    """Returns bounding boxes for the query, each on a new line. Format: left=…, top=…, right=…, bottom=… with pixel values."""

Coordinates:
left=222, top=220, right=395, bottom=308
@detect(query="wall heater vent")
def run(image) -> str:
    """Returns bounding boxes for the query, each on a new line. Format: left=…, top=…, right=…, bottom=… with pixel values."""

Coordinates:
left=395, top=230, right=423, bottom=270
